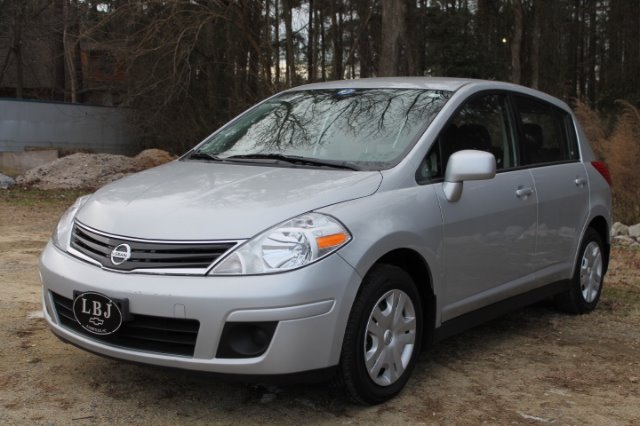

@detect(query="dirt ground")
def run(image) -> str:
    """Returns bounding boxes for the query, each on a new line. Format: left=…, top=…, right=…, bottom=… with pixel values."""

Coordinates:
left=1, top=189, right=639, bottom=425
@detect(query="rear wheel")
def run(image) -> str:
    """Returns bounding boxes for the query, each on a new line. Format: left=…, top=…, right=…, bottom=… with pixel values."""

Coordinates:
left=555, top=228, right=605, bottom=314
left=338, top=264, right=423, bottom=404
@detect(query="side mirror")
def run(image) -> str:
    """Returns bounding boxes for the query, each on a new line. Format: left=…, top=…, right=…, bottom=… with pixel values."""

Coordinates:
left=443, top=150, right=496, bottom=202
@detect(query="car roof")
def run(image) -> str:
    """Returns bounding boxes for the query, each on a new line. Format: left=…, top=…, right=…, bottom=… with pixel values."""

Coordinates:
left=291, top=77, right=475, bottom=92
left=288, top=77, right=570, bottom=112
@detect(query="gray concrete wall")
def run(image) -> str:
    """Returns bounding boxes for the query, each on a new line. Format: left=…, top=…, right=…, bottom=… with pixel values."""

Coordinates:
left=0, top=99, right=134, bottom=155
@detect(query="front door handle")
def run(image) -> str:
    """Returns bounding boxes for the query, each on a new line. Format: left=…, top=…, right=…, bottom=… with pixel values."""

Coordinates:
left=575, top=177, right=587, bottom=187
left=515, top=187, right=533, bottom=199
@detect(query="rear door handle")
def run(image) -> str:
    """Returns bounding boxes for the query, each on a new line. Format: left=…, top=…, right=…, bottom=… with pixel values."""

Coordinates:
left=575, top=177, right=587, bottom=187
left=515, top=187, right=533, bottom=199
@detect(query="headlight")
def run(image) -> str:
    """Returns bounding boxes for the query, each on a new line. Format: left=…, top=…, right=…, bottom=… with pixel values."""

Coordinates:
left=51, top=195, right=91, bottom=251
left=210, top=213, right=351, bottom=275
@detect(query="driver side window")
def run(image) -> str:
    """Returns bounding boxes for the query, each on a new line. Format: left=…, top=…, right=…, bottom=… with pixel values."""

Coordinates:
left=417, top=93, right=516, bottom=183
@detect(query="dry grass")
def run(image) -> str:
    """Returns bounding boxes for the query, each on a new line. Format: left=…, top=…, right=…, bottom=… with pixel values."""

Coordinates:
left=574, top=100, right=640, bottom=224
left=574, top=99, right=608, bottom=160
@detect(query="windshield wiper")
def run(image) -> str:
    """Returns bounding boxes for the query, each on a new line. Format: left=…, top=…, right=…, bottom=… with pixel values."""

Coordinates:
left=187, top=151, right=224, bottom=161
left=226, top=154, right=360, bottom=171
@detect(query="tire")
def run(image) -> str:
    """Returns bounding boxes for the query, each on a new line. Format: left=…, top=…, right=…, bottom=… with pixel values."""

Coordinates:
left=338, top=264, right=423, bottom=405
left=555, top=228, right=605, bottom=314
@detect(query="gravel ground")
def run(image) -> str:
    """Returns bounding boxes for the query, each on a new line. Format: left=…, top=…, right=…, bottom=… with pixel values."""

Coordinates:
left=1, top=189, right=639, bottom=425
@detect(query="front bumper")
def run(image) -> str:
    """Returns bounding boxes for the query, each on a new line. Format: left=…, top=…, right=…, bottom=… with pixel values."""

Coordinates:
left=40, top=242, right=361, bottom=375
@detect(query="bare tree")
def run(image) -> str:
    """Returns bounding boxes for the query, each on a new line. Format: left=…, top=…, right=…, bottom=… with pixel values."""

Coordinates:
left=529, top=0, right=542, bottom=89
left=3, top=0, right=639, bottom=153
left=510, top=0, right=523, bottom=84
left=0, top=0, right=58, bottom=99
left=282, top=0, right=295, bottom=86
left=62, top=0, right=80, bottom=102
left=307, top=0, right=315, bottom=82
left=330, top=0, right=344, bottom=80
left=379, top=0, right=407, bottom=77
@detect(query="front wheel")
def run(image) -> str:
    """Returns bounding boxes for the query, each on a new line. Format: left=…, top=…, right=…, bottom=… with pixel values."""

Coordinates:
left=555, top=228, right=605, bottom=314
left=338, top=264, right=423, bottom=404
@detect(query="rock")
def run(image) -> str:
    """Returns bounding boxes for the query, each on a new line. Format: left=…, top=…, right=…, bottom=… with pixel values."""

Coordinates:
left=613, top=235, right=635, bottom=246
left=0, top=173, right=16, bottom=189
left=611, top=222, right=629, bottom=237
left=631, top=242, right=640, bottom=249
left=628, top=223, right=640, bottom=239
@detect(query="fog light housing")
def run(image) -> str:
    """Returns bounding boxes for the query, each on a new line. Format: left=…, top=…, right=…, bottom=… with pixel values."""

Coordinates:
left=216, top=322, right=278, bottom=359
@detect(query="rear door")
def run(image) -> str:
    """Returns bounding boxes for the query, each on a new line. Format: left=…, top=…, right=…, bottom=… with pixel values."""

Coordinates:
left=514, top=95, right=589, bottom=282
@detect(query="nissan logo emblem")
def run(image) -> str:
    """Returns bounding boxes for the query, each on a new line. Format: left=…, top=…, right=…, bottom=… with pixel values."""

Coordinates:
left=110, top=243, right=132, bottom=265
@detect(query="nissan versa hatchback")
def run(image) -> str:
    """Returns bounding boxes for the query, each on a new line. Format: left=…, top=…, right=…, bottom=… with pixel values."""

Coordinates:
left=41, top=77, right=612, bottom=404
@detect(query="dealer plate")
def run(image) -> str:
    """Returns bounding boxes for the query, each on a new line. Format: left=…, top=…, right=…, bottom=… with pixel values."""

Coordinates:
left=72, top=292, right=124, bottom=335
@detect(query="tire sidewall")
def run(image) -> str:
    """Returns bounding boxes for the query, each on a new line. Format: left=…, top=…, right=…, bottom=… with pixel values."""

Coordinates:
left=573, top=228, right=605, bottom=312
left=342, top=265, right=423, bottom=404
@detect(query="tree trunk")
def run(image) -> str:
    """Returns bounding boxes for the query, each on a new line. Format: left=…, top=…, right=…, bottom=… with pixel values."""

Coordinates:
left=330, top=0, right=343, bottom=79
left=52, top=0, right=66, bottom=100
left=274, top=0, right=280, bottom=86
left=320, top=5, right=326, bottom=80
left=13, top=2, right=25, bottom=99
left=356, top=0, right=371, bottom=78
left=379, top=0, right=406, bottom=77
left=0, top=51, right=11, bottom=89
left=510, top=0, right=523, bottom=85
left=63, top=0, right=84, bottom=103
left=568, top=0, right=581, bottom=99
left=587, top=0, right=597, bottom=104
left=622, top=0, right=640, bottom=100
left=578, top=1, right=587, bottom=98
left=264, top=0, right=273, bottom=85
left=530, top=0, right=542, bottom=89
left=307, top=0, right=315, bottom=82
left=63, top=0, right=76, bottom=102
left=247, top=5, right=259, bottom=99
left=414, top=0, right=428, bottom=77
left=405, top=0, right=417, bottom=75
left=348, top=7, right=355, bottom=78
left=204, top=21, right=217, bottom=112
left=282, top=0, right=294, bottom=86
left=73, top=24, right=83, bottom=102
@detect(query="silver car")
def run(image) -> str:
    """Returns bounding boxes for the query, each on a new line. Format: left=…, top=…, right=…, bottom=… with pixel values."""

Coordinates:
left=41, top=77, right=612, bottom=404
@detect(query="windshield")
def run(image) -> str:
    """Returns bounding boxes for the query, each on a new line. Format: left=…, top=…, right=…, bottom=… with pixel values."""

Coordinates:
left=192, top=88, right=451, bottom=170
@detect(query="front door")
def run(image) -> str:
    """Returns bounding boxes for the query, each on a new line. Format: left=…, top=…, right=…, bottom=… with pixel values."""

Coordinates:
left=431, top=93, right=538, bottom=321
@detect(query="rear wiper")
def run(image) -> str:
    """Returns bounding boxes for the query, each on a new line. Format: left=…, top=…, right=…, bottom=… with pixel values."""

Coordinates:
left=227, top=154, right=360, bottom=171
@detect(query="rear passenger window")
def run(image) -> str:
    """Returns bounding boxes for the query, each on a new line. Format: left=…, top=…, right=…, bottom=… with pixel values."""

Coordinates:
left=417, top=93, right=515, bottom=183
left=515, top=96, right=579, bottom=165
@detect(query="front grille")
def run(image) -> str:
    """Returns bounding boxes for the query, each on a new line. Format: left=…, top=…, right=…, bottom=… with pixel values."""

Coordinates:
left=70, top=222, right=237, bottom=272
left=51, top=292, right=199, bottom=357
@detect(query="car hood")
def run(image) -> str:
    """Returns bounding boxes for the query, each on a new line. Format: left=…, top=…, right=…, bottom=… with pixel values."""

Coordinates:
left=76, top=160, right=382, bottom=240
